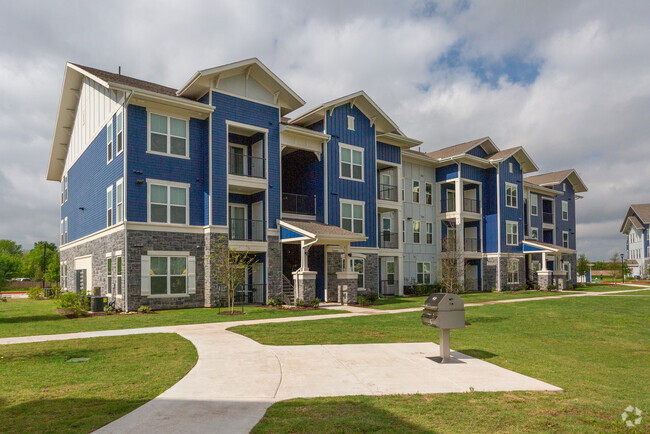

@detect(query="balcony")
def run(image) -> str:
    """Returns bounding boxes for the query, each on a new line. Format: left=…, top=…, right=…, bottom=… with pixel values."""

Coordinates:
left=229, top=218, right=266, bottom=241
left=229, top=151, right=265, bottom=179
left=464, top=237, right=480, bottom=252
left=440, top=199, right=456, bottom=213
left=463, top=198, right=480, bottom=213
left=379, top=231, right=398, bottom=249
left=378, top=184, right=398, bottom=202
left=543, top=212, right=554, bottom=224
left=282, top=192, right=316, bottom=216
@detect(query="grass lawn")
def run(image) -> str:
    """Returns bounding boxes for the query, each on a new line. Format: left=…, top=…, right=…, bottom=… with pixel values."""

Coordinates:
left=582, top=284, right=646, bottom=292
left=0, top=299, right=346, bottom=339
left=233, top=296, right=650, bottom=432
left=0, top=333, right=197, bottom=433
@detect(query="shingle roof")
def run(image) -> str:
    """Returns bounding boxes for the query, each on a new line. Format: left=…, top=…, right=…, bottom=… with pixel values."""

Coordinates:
left=487, top=146, right=521, bottom=160
left=72, top=63, right=181, bottom=97
left=628, top=215, right=645, bottom=230
left=280, top=219, right=366, bottom=240
left=630, top=204, right=650, bottom=223
left=525, top=169, right=575, bottom=186
left=425, top=137, right=490, bottom=160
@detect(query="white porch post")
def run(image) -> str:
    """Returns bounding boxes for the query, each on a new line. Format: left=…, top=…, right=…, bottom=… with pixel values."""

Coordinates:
left=541, top=252, right=547, bottom=271
left=343, top=243, right=351, bottom=272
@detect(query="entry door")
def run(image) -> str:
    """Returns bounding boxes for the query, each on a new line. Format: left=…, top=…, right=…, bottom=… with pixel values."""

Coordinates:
left=382, top=215, right=393, bottom=246
left=251, top=201, right=263, bottom=241
left=466, top=265, right=479, bottom=291
left=380, top=173, right=392, bottom=200
left=229, top=145, right=247, bottom=176
left=229, top=206, right=246, bottom=240
left=251, top=139, right=264, bottom=178
left=252, top=262, right=264, bottom=303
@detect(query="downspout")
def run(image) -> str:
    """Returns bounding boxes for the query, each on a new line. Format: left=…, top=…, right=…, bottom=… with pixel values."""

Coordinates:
left=300, top=237, right=319, bottom=271
left=123, top=89, right=134, bottom=312
left=489, top=160, right=501, bottom=291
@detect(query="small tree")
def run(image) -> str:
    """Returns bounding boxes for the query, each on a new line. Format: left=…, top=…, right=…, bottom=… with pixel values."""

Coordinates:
left=576, top=254, right=589, bottom=278
left=0, top=253, right=22, bottom=293
left=210, top=237, right=259, bottom=313
left=438, top=235, right=469, bottom=294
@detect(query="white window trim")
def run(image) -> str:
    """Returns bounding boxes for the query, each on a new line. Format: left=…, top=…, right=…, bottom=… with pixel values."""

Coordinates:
left=530, top=193, right=538, bottom=216
left=107, top=119, right=113, bottom=164
left=147, top=110, right=190, bottom=159
left=146, top=179, right=190, bottom=225
left=413, top=220, right=421, bottom=244
left=229, top=203, right=248, bottom=239
left=416, top=262, right=431, bottom=284
left=531, top=228, right=539, bottom=240
left=352, top=258, right=364, bottom=289
left=60, top=219, right=64, bottom=245
left=562, top=231, right=569, bottom=248
left=507, top=260, right=519, bottom=284
left=339, top=143, right=364, bottom=182
left=347, top=115, right=355, bottom=131
left=509, top=162, right=513, bottom=173
left=64, top=217, right=68, bottom=244
left=385, top=260, right=395, bottom=285
left=412, top=180, right=420, bottom=203
left=426, top=222, right=433, bottom=244
left=228, top=143, right=248, bottom=175
left=149, top=255, right=189, bottom=295
left=64, top=175, right=68, bottom=202
left=106, top=185, right=113, bottom=228
left=562, top=200, right=569, bottom=221
left=106, top=254, right=113, bottom=296
left=505, top=182, right=518, bottom=208
left=116, top=109, right=124, bottom=156
left=340, top=199, right=365, bottom=235
left=116, top=178, right=124, bottom=224
left=506, top=220, right=518, bottom=246
left=425, top=182, right=433, bottom=205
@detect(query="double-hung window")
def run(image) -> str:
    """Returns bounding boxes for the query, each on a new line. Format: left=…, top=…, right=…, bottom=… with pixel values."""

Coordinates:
left=386, top=261, right=395, bottom=285
left=506, top=221, right=518, bottom=246
left=562, top=201, right=569, bottom=221
left=562, top=231, right=569, bottom=248
left=149, top=113, right=188, bottom=157
left=151, top=256, right=188, bottom=295
left=530, top=193, right=538, bottom=216
left=60, top=220, right=64, bottom=245
left=531, top=228, right=539, bottom=240
left=149, top=181, right=189, bottom=225
left=413, top=220, right=421, bottom=243
left=61, top=180, right=64, bottom=205
left=64, top=217, right=68, bottom=243
left=505, top=183, right=517, bottom=208
left=341, top=201, right=364, bottom=234
left=64, top=175, right=68, bottom=202
left=106, top=186, right=113, bottom=227
left=116, top=111, right=123, bottom=155
left=425, top=183, right=433, bottom=205
left=107, top=256, right=113, bottom=295
left=426, top=222, right=433, bottom=244
left=339, top=144, right=363, bottom=181
left=116, top=179, right=124, bottom=224
left=412, top=180, right=420, bottom=203
left=417, top=262, right=431, bottom=284
left=352, top=258, right=364, bottom=289
left=507, top=261, right=518, bottom=284
left=116, top=256, right=123, bottom=295
left=562, top=261, right=571, bottom=275
left=107, top=120, right=113, bottom=163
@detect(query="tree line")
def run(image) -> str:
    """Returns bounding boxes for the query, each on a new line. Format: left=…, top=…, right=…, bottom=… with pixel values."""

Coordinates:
left=0, top=239, right=59, bottom=291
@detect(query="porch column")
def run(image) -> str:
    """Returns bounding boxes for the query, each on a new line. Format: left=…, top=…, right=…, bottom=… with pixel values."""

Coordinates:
left=455, top=178, right=465, bottom=281
left=541, top=252, right=547, bottom=271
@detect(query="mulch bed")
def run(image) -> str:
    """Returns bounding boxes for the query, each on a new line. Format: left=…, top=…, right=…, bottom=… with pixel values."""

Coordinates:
left=264, top=305, right=319, bottom=311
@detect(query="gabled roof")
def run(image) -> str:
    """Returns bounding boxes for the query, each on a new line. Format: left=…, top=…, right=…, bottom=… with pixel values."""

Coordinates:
left=426, top=137, right=498, bottom=160
left=176, top=58, right=305, bottom=115
left=279, top=219, right=367, bottom=244
left=290, top=90, right=408, bottom=138
left=620, top=204, right=650, bottom=233
left=72, top=63, right=181, bottom=97
left=487, top=146, right=539, bottom=174
left=523, top=239, right=575, bottom=254
left=630, top=204, right=650, bottom=223
left=525, top=169, right=588, bottom=193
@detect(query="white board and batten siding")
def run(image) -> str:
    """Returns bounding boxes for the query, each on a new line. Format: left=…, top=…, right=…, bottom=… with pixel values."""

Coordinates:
left=64, top=77, right=124, bottom=178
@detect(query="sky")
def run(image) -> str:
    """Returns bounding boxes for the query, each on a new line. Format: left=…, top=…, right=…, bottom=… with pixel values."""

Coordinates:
left=0, top=0, right=648, bottom=260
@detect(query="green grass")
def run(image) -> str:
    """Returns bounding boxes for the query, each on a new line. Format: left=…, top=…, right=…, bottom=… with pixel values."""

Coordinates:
left=0, top=333, right=197, bottom=433
left=0, top=299, right=345, bottom=339
left=582, top=284, right=646, bottom=292
left=235, top=296, right=650, bottom=432
left=369, top=291, right=566, bottom=310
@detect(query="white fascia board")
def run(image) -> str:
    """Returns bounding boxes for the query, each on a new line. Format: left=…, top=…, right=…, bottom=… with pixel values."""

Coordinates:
left=376, top=132, right=422, bottom=149
left=523, top=182, right=562, bottom=196
left=280, top=124, right=330, bottom=141
left=111, top=84, right=215, bottom=117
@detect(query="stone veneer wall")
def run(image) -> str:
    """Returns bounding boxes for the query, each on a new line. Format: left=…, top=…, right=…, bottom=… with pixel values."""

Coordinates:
left=566, top=253, right=577, bottom=286
left=326, top=251, right=343, bottom=302
left=363, top=253, right=379, bottom=294
left=59, top=229, right=126, bottom=309
left=267, top=235, right=282, bottom=299
left=126, top=230, right=205, bottom=311
left=204, top=232, right=227, bottom=307
left=483, top=255, right=525, bottom=291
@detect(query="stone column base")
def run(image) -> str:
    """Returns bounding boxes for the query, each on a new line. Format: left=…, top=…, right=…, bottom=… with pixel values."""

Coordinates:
left=293, top=271, right=317, bottom=305
left=537, top=270, right=552, bottom=291
left=336, top=271, right=358, bottom=305
left=554, top=271, right=567, bottom=290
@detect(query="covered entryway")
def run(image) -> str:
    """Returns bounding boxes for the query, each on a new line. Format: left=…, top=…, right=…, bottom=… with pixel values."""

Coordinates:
left=523, top=239, right=575, bottom=290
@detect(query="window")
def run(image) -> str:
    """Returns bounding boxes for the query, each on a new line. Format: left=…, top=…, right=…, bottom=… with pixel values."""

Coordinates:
left=61, top=179, right=64, bottom=205
left=341, top=201, right=364, bottom=234
left=425, top=183, right=433, bottom=205
left=563, top=183, right=566, bottom=192
left=531, top=228, right=539, bottom=240
left=353, top=258, right=364, bottom=289
left=116, top=111, right=123, bottom=155
left=530, top=193, right=538, bottom=216
left=506, top=221, right=518, bottom=246
left=562, top=261, right=571, bottom=275
left=107, top=256, right=113, bottom=295
left=446, top=189, right=455, bottom=212
left=426, top=222, right=433, bottom=244
left=116, top=179, right=124, bottom=224
left=107, top=120, right=113, bottom=163
left=509, top=162, right=513, bottom=173
left=106, top=185, right=113, bottom=227
left=416, top=262, right=431, bottom=284
left=386, top=261, right=395, bottom=285
left=64, top=175, right=68, bottom=202
left=412, top=180, right=420, bottom=203
left=60, top=220, right=64, bottom=245
left=413, top=220, right=421, bottom=243
left=562, top=201, right=568, bottom=221
left=507, top=260, right=519, bottom=284
left=347, top=115, right=355, bottom=131
left=401, top=179, right=405, bottom=201
left=151, top=256, right=188, bottom=295
left=339, top=144, right=363, bottom=181
left=148, top=181, right=189, bottom=225
left=562, top=231, right=569, bottom=248
left=446, top=226, right=457, bottom=250
left=116, top=256, right=123, bottom=295
left=149, top=113, right=188, bottom=157
left=532, top=260, right=540, bottom=273
left=64, top=217, right=68, bottom=244
left=505, top=183, right=517, bottom=208
left=63, top=263, right=68, bottom=290
left=402, top=220, right=405, bottom=243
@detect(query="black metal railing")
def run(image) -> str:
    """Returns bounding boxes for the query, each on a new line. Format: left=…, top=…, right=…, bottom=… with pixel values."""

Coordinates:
left=229, top=218, right=266, bottom=241
left=440, top=199, right=456, bottom=213
left=229, top=151, right=265, bottom=178
left=378, top=184, right=398, bottom=201
left=463, top=198, right=480, bottom=213
left=282, top=192, right=316, bottom=216
left=543, top=212, right=554, bottom=224
left=379, top=231, right=398, bottom=249
left=464, top=237, right=480, bottom=252
left=215, top=283, right=267, bottom=310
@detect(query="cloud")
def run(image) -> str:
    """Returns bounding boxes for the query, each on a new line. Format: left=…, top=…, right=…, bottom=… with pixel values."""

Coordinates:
left=0, top=0, right=648, bottom=260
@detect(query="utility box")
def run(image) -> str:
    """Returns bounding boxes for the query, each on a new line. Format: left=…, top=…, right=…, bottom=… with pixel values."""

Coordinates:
left=421, top=293, right=465, bottom=363
left=90, top=296, right=107, bottom=313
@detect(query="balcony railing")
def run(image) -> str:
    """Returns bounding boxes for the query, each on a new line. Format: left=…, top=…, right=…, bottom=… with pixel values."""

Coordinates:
left=464, top=237, right=480, bottom=252
left=229, top=151, right=265, bottom=179
left=282, top=192, right=316, bottom=216
left=463, top=198, right=480, bottom=213
left=379, top=231, right=398, bottom=249
left=440, top=199, right=456, bottom=213
left=378, top=184, right=398, bottom=202
left=229, top=218, right=266, bottom=241
left=543, top=212, right=554, bottom=224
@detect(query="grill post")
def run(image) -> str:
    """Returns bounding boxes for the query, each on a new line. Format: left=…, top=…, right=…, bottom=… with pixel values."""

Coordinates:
left=439, top=328, right=451, bottom=361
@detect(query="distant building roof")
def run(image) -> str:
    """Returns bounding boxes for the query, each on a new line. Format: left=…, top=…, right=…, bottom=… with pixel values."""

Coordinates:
left=525, top=169, right=588, bottom=193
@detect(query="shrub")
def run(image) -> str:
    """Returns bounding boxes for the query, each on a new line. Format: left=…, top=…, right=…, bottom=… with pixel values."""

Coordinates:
left=105, top=304, right=116, bottom=313
left=295, top=298, right=305, bottom=307
left=521, top=283, right=529, bottom=291
left=534, top=284, right=540, bottom=290
left=366, top=292, right=378, bottom=303
left=138, top=305, right=152, bottom=313
left=27, top=287, right=44, bottom=300
left=547, top=284, right=557, bottom=290
left=267, top=297, right=283, bottom=307
left=310, top=297, right=320, bottom=308
left=57, top=292, right=86, bottom=316
left=357, top=295, right=367, bottom=306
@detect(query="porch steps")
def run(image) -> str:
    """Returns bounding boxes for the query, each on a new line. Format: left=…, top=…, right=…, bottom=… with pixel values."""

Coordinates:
left=282, top=275, right=295, bottom=305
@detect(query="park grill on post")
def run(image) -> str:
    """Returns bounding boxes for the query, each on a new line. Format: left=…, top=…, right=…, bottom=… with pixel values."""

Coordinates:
left=421, top=293, right=465, bottom=363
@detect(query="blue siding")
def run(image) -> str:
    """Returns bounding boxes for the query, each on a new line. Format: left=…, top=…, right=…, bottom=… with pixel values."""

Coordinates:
left=467, top=145, right=488, bottom=158
left=211, top=91, right=280, bottom=228
left=306, top=119, right=324, bottom=133
left=460, top=163, right=486, bottom=183
left=554, top=180, right=576, bottom=249
left=281, top=227, right=303, bottom=240
left=482, top=167, right=498, bottom=252
left=377, top=141, right=401, bottom=164
left=126, top=105, right=207, bottom=225
left=282, top=150, right=325, bottom=222
left=500, top=157, right=524, bottom=253
left=326, top=104, right=377, bottom=248
left=61, top=114, right=125, bottom=242
left=436, top=164, right=458, bottom=182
